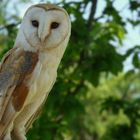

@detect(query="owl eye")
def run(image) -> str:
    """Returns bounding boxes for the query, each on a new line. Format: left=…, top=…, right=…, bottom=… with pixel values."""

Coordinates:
left=51, top=22, right=60, bottom=29
left=31, top=20, right=39, bottom=28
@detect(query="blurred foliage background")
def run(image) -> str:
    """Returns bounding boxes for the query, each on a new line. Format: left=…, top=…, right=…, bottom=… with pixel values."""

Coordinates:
left=0, top=0, right=140, bottom=140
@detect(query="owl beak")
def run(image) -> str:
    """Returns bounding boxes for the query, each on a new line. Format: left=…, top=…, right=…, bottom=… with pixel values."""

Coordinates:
left=38, top=23, right=50, bottom=42
left=38, top=30, right=50, bottom=42
left=38, top=11, right=51, bottom=42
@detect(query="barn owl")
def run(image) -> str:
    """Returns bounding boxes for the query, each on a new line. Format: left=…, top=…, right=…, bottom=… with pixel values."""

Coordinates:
left=0, top=3, right=71, bottom=140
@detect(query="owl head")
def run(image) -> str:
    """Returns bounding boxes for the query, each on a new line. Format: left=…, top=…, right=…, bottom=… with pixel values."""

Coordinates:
left=15, top=4, right=71, bottom=52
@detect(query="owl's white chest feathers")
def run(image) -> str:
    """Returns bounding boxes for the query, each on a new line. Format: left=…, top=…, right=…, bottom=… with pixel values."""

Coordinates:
left=25, top=51, right=59, bottom=105
left=14, top=27, right=67, bottom=107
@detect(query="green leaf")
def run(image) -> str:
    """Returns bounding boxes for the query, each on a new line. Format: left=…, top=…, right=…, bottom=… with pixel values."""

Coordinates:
left=132, top=53, right=140, bottom=68
left=130, top=1, right=140, bottom=11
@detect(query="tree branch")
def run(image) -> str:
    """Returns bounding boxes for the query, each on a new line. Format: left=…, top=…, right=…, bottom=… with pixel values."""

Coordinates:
left=65, top=1, right=98, bottom=97
left=67, top=1, right=99, bottom=96
left=87, top=0, right=98, bottom=29
left=0, top=22, right=20, bottom=31
left=71, top=80, right=84, bottom=96
left=95, top=15, right=104, bottom=21
left=57, top=1, right=82, bottom=6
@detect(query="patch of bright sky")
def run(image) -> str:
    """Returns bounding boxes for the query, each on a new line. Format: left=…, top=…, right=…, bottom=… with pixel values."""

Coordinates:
left=7, top=0, right=140, bottom=71
left=114, top=0, right=140, bottom=71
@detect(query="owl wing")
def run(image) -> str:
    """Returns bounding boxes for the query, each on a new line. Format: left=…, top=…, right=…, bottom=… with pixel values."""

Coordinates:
left=25, top=77, right=56, bottom=132
left=0, top=47, right=38, bottom=138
